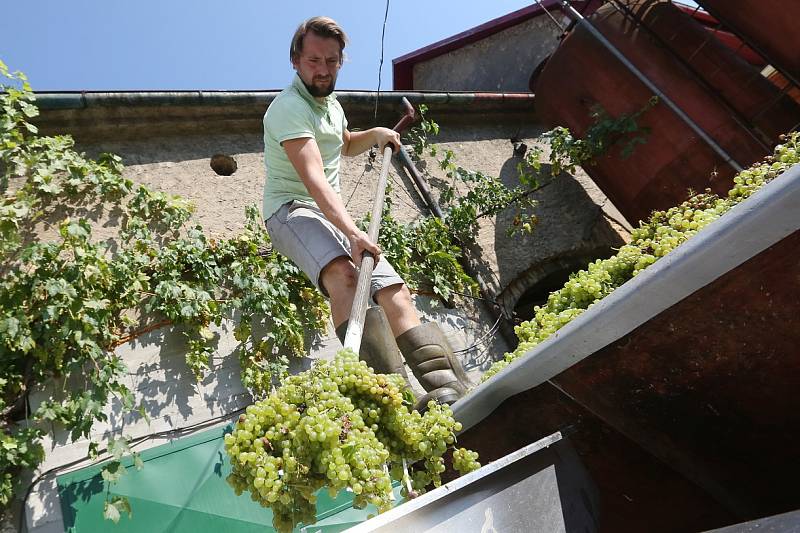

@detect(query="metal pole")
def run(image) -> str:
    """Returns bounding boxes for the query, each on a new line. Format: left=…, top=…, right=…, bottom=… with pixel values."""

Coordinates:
left=694, top=1, right=800, bottom=92
left=560, top=1, right=743, bottom=172
left=343, top=98, right=416, bottom=352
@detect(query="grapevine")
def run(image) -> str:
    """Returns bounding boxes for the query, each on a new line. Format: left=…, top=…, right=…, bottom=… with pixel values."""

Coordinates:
left=0, top=62, right=330, bottom=516
left=358, top=187, right=478, bottom=303
left=483, top=133, right=800, bottom=381
left=527, top=96, right=659, bottom=176
left=381, top=98, right=659, bottom=305
left=224, top=349, right=479, bottom=532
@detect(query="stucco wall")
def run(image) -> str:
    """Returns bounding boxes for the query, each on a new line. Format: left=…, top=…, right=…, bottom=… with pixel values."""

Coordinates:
left=411, top=14, right=570, bottom=91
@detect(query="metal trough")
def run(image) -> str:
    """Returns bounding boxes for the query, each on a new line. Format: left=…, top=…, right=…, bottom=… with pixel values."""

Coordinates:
left=346, top=432, right=598, bottom=533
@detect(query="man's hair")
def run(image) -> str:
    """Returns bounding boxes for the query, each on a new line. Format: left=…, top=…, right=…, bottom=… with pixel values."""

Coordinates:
left=290, top=16, right=348, bottom=64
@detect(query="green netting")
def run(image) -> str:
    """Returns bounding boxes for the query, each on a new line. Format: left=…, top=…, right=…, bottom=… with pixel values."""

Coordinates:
left=57, top=425, right=402, bottom=532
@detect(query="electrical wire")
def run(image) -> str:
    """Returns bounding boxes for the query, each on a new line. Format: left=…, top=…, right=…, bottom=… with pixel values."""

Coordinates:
left=453, top=313, right=503, bottom=355
left=347, top=0, right=391, bottom=208
left=373, top=0, right=391, bottom=123
left=344, top=150, right=375, bottom=208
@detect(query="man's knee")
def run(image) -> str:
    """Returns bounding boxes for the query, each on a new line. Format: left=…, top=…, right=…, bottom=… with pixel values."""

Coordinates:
left=375, top=283, right=413, bottom=307
left=320, top=256, right=357, bottom=296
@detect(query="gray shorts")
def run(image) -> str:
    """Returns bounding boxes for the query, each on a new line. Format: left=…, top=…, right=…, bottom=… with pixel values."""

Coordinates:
left=265, top=200, right=405, bottom=298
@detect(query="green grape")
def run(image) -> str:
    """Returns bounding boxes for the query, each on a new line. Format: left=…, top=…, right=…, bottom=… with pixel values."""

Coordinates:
left=225, top=349, right=479, bottom=532
left=453, top=447, right=481, bottom=475
left=483, top=133, right=800, bottom=382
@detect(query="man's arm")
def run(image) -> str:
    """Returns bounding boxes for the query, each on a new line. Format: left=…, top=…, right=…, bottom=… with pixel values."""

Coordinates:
left=282, top=136, right=380, bottom=266
left=342, top=127, right=400, bottom=157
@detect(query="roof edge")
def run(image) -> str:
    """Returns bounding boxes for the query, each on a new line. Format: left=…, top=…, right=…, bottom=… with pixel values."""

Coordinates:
left=31, top=90, right=537, bottom=142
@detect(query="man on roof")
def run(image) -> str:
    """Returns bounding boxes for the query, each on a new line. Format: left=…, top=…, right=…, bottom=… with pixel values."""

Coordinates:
left=262, top=16, right=470, bottom=409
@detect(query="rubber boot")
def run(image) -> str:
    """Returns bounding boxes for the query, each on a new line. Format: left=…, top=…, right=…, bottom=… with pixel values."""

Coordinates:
left=335, top=307, right=412, bottom=382
left=395, top=322, right=471, bottom=412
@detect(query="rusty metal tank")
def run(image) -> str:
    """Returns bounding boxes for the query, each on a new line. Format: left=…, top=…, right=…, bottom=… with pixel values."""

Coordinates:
left=532, top=0, right=800, bottom=224
left=697, top=0, right=800, bottom=86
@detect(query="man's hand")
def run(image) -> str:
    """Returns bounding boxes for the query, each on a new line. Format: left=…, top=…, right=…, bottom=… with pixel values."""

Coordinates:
left=342, top=127, right=401, bottom=156
left=348, top=229, right=381, bottom=267
left=373, top=127, right=401, bottom=153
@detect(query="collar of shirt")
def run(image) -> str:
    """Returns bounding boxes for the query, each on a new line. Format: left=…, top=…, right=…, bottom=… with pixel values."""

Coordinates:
left=291, top=73, right=337, bottom=111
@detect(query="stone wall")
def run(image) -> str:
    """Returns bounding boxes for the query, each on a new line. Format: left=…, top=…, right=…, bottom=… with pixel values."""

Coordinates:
left=411, top=14, right=569, bottom=92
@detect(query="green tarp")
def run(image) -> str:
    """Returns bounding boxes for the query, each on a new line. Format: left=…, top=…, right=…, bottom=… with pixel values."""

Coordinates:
left=57, top=425, right=402, bottom=532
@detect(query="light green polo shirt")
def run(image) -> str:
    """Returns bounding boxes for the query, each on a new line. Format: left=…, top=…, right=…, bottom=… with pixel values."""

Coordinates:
left=262, top=73, right=348, bottom=220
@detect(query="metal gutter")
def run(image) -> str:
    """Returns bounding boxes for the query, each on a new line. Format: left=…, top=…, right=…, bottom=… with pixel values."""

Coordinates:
left=32, top=90, right=535, bottom=110
left=30, top=90, right=536, bottom=141
left=345, top=431, right=600, bottom=533
left=453, top=162, right=800, bottom=431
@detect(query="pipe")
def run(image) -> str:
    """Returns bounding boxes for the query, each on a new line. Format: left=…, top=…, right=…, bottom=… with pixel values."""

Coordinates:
left=391, top=106, right=517, bottom=346
left=32, top=90, right=536, bottom=111
left=559, top=0, right=744, bottom=172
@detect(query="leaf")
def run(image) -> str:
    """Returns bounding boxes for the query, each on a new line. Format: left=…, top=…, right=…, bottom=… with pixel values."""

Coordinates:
left=108, top=437, right=130, bottom=460
left=37, top=405, right=58, bottom=422
left=401, top=387, right=416, bottom=407
left=341, top=442, right=356, bottom=462
left=86, top=298, right=111, bottom=311
left=103, top=500, right=121, bottom=523
left=133, top=453, right=144, bottom=471
left=138, top=404, right=151, bottom=425
left=101, top=461, right=126, bottom=483
left=114, top=496, right=132, bottom=519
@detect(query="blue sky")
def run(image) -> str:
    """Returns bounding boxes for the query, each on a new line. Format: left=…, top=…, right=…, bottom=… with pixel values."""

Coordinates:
left=0, top=0, right=558, bottom=92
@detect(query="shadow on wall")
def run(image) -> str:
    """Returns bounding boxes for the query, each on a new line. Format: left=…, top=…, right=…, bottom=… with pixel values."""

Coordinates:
left=79, top=133, right=264, bottom=168
left=490, top=154, right=626, bottom=326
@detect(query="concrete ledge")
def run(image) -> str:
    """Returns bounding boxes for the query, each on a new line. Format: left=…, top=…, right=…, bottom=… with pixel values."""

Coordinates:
left=31, top=90, right=536, bottom=141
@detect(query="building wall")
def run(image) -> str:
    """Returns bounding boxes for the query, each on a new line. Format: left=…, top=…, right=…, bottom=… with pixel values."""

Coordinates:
left=411, top=14, right=568, bottom=92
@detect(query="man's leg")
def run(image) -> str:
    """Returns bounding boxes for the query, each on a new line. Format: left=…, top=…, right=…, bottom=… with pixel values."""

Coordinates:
left=373, top=283, right=420, bottom=337
left=319, top=256, right=357, bottom=328
left=371, top=279, right=470, bottom=410
left=323, top=261, right=422, bottom=336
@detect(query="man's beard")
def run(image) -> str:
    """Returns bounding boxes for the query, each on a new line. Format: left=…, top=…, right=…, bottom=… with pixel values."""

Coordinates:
left=303, top=75, right=336, bottom=98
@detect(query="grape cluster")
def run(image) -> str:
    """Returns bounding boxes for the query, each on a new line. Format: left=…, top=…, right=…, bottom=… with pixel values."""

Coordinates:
left=225, top=349, right=474, bottom=532
left=483, top=133, right=800, bottom=381
left=452, top=447, right=481, bottom=475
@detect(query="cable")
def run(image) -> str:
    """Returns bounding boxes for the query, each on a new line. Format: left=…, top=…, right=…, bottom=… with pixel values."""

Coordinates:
left=388, top=173, right=424, bottom=212
left=533, top=0, right=565, bottom=32
left=453, top=313, right=503, bottom=355
left=373, top=0, right=391, bottom=123
left=345, top=151, right=375, bottom=208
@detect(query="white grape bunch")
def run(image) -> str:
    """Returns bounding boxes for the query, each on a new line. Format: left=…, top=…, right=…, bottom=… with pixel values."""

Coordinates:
left=225, top=348, right=478, bottom=532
